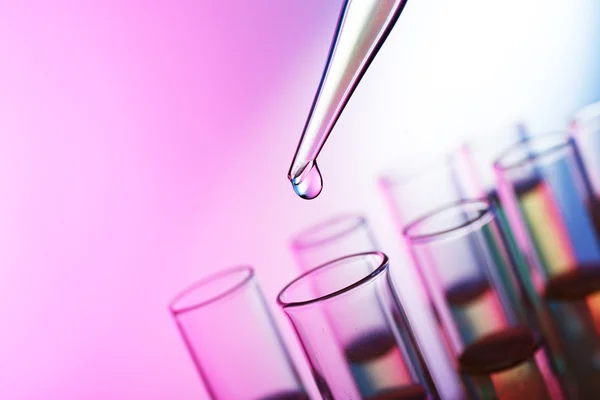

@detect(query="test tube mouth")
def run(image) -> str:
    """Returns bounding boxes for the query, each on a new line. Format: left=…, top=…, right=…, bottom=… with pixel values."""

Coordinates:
left=493, top=131, right=572, bottom=172
left=403, top=200, right=493, bottom=245
left=290, top=214, right=367, bottom=250
left=169, top=266, right=255, bottom=316
left=277, top=251, right=389, bottom=308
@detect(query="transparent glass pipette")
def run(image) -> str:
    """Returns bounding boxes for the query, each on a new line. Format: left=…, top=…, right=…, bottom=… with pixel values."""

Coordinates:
left=288, top=0, right=409, bottom=199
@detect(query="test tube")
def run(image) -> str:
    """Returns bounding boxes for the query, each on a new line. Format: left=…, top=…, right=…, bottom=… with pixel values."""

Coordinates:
left=404, top=200, right=563, bottom=400
left=291, top=214, right=378, bottom=271
left=278, top=252, right=438, bottom=400
left=572, top=100, right=600, bottom=196
left=169, top=266, right=308, bottom=400
left=458, top=129, right=573, bottom=393
left=380, top=158, right=491, bottom=400
left=291, top=215, right=465, bottom=399
left=494, top=132, right=600, bottom=398
left=379, top=126, right=538, bottom=326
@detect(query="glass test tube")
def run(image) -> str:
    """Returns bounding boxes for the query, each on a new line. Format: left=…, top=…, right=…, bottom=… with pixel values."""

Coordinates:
left=380, top=158, right=491, bottom=400
left=291, top=214, right=464, bottom=399
left=494, top=132, right=600, bottom=398
left=456, top=127, right=544, bottom=320
left=278, top=252, right=438, bottom=400
left=169, top=266, right=308, bottom=400
left=380, top=125, right=538, bottom=330
left=404, top=200, right=563, bottom=400
left=572, top=101, right=600, bottom=197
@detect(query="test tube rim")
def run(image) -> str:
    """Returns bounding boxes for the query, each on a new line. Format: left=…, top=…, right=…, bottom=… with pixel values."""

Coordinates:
left=403, top=199, right=494, bottom=245
left=493, top=131, right=572, bottom=172
left=277, top=251, right=388, bottom=308
left=169, top=265, right=255, bottom=316
left=290, top=213, right=368, bottom=250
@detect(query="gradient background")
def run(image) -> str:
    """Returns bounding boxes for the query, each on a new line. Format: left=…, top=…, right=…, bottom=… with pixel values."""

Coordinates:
left=0, top=0, right=599, bottom=399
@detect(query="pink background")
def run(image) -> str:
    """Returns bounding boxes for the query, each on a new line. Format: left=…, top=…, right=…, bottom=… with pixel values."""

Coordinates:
left=0, top=0, right=598, bottom=398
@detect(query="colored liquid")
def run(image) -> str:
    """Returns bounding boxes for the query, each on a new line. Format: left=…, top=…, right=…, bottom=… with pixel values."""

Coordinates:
left=513, top=176, right=600, bottom=398
left=543, top=268, right=600, bottom=399
left=446, top=278, right=509, bottom=345
left=484, top=187, right=549, bottom=356
left=445, top=277, right=557, bottom=399
left=459, top=327, right=538, bottom=374
left=589, top=198, right=600, bottom=236
left=516, top=177, right=599, bottom=282
left=483, top=185, right=541, bottom=324
left=258, top=390, right=309, bottom=400
left=345, top=329, right=428, bottom=399
left=365, top=384, right=428, bottom=400
left=544, top=265, right=600, bottom=301
left=458, top=327, right=553, bottom=400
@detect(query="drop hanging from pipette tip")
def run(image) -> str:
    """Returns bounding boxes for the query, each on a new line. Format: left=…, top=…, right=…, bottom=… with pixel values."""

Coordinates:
left=291, top=161, right=323, bottom=200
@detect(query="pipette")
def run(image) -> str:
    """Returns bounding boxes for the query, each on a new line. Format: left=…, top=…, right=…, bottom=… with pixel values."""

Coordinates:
left=288, top=0, right=409, bottom=199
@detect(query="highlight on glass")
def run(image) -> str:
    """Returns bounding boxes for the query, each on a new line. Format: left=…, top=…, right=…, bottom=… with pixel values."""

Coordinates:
left=404, top=200, right=563, bottom=400
left=169, top=266, right=308, bottom=400
left=494, top=132, right=600, bottom=398
left=290, top=214, right=378, bottom=272
left=278, top=252, right=438, bottom=400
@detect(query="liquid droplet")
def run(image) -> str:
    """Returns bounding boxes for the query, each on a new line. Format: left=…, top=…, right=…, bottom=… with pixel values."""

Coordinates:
left=290, top=161, right=323, bottom=200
